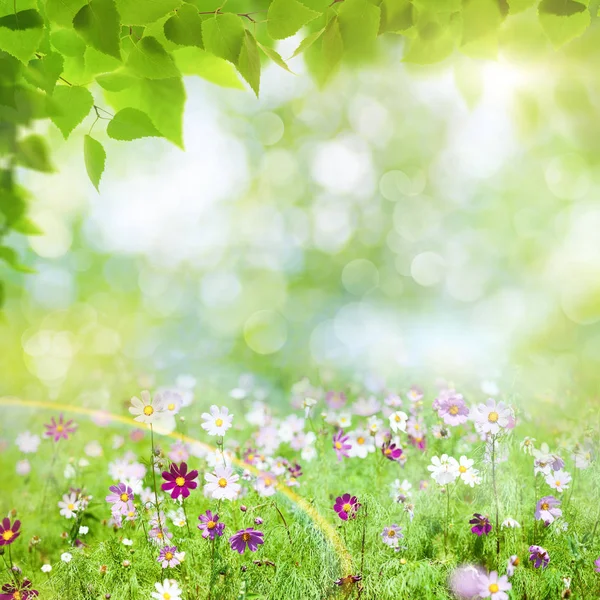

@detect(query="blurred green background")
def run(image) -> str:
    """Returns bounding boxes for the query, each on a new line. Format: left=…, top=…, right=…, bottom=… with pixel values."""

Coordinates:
left=3, top=17, right=600, bottom=407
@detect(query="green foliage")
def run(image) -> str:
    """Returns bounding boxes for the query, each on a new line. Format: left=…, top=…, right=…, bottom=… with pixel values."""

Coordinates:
left=0, top=0, right=599, bottom=296
left=83, top=134, right=106, bottom=191
left=106, top=106, right=162, bottom=140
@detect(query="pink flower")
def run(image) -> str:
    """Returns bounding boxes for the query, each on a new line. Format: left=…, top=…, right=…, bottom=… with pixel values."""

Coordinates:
left=43, top=415, right=77, bottom=442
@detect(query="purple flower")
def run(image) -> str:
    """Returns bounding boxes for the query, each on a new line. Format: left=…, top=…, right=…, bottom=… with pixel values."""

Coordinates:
left=534, top=495, right=562, bottom=525
left=381, top=440, right=403, bottom=462
left=43, top=414, right=77, bottom=442
left=0, top=578, right=38, bottom=599
left=0, top=518, right=20, bottom=546
left=381, top=524, right=403, bottom=550
left=197, top=510, right=225, bottom=540
left=106, top=483, right=135, bottom=515
left=333, top=493, right=360, bottom=521
left=326, top=390, right=347, bottom=409
left=229, top=528, right=264, bottom=554
left=594, top=557, right=600, bottom=573
left=469, top=513, right=492, bottom=536
left=288, top=462, right=303, bottom=479
left=449, top=565, right=486, bottom=599
left=333, top=429, right=351, bottom=461
left=529, top=545, right=550, bottom=569
left=437, top=394, right=469, bottom=426
left=161, top=462, right=198, bottom=499
left=157, top=545, right=184, bottom=568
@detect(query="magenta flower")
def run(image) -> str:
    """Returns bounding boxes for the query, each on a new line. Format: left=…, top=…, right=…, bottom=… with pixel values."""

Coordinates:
left=535, top=495, right=562, bottom=525
left=333, top=429, right=351, bottom=461
left=229, top=528, right=264, bottom=554
left=43, top=414, right=77, bottom=442
left=333, top=493, right=360, bottom=521
left=198, top=510, right=225, bottom=540
left=0, top=518, right=20, bottom=546
left=529, top=545, right=550, bottom=569
left=157, top=545, right=184, bottom=568
left=106, top=483, right=135, bottom=515
left=594, top=557, right=600, bottom=573
left=381, top=440, right=403, bottom=462
left=0, top=578, right=38, bottom=599
left=469, top=513, right=492, bottom=536
left=437, top=394, right=469, bottom=426
left=161, top=462, right=198, bottom=499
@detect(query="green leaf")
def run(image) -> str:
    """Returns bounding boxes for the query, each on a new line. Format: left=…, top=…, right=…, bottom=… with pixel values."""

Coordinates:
left=126, top=37, right=180, bottom=79
left=338, top=0, right=381, bottom=61
left=257, top=41, right=294, bottom=73
left=0, top=10, right=44, bottom=64
left=267, top=0, right=319, bottom=40
left=306, top=16, right=343, bottom=86
left=116, top=0, right=182, bottom=25
left=173, top=46, right=244, bottom=89
left=50, top=28, right=86, bottom=57
left=290, top=27, right=325, bottom=58
left=44, top=0, right=87, bottom=26
left=25, top=51, right=64, bottom=93
left=50, top=85, right=93, bottom=138
left=105, top=76, right=186, bottom=146
left=107, top=107, right=162, bottom=140
left=0, top=281, right=4, bottom=308
left=96, top=70, right=139, bottom=91
left=237, top=30, right=260, bottom=96
left=379, top=0, right=416, bottom=33
left=11, top=216, right=42, bottom=235
left=0, top=246, right=34, bottom=272
left=16, top=135, right=54, bottom=172
left=73, top=0, right=121, bottom=60
left=202, top=13, right=245, bottom=64
left=164, top=3, right=203, bottom=47
left=83, top=134, right=106, bottom=191
left=538, top=0, right=590, bottom=47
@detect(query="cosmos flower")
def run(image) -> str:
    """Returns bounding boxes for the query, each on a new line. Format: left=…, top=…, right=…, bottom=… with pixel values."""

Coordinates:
left=347, top=429, right=375, bottom=458
left=229, top=528, right=264, bottom=554
left=106, top=483, right=135, bottom=515
left=254, top=472, right=277, bottom=497
left=381, top=524, right=403, bottom=550
left=390, top=478, right=412, bottom=500
left=381, top=440, right=403, bottom=462
left=161, top=462, right=198, bottom=500
left=529, top=545, right=550, bottom=569
left=427, top=454, right=459, bottom=485
left=520, top=437, right=536, bottom=455
left=545, top=470, right=571, bottom=493
left=594, top=557, right=600, bottom=573
left=332, top=429, right=351, bottom=461
left=204, top=466, right=241, bottom=501
left=477, top=571, right=511, bottom=600
left=157, top=390, right=183, bottom=416
left=436, top=394, right=469, bottom=426
left=44, top=415, right=77, bottom=442
left=457, top=456, right=480, bottom=487
left=129, top=391, right=165, bottom=424
left=333, top=493, right=360, bottom=521
left=157, top=545, right=185, bottom=568
left=198, top=510, right=225, bottom=540
left=535, top=496, right=562, bottom=525
left=0, top=518, right=20, bottom=546
left=501, top=518, right=521, bottom=529
left=472, top=399, right=511, bottom=436
left=151, top=579, right=182, bottom=600
left=58, top=492, right=80, bottom=519
left=449, top=565, right=486, bottom=599
left=506, top=555, right=519, bottom=577
left=0, top=578, right=38, bottom=599
left=469, top=513, right=492, bottom=536
left=389, top=411, right=408, bottom=433
left=15, top=431, right=41, bottom=454
left=201, top=405, right=233, bottom=436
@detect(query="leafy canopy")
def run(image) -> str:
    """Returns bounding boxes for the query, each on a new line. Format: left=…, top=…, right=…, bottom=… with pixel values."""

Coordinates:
left=0, top=0, right=597, bottom=301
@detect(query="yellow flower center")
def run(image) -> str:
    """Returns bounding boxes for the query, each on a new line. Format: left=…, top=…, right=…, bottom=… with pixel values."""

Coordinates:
left=264, top=478, right=273, bottom=486
left=167, top=403, right=175, bottom=411
left=56, top=424, right=64, bottom=432
left=13, top=592, right=22, bottom=600
left=342, top=503, right=352, bottom=513
left=334, top=442, right=342, bottom=450
left=387, top=530, right=396, bottom=537
left=120, top=493, right=129, bottom=502
left=157, top=532, right=163, bottom=539
left=207, top=521, right=216, bottom=530
left=489, top=583, right=499, bottom=593
left=394, top=415, right=401, bottom=422
left=218, top=478, right=228, bottom=488
left=357, top=437, right=365, bottom=445
left=449, top=405, right=459, bottom=415
left=143, top=405, right=154, bottom=416
left=555, top=480, right=561, bottom=486
left=459, top=466, right=467, bottom=473
left=524, top=439, right=531, bottom=445
left=165, top=552, right=173, bottom=560
left=68, top=503, right=75, bottom=510
left=541, top=502, right=549, bottom=510
left=384, top=448, right=392, bottom=455
left=247, top=454, right=254, bottom=461
left=175, top=477, right=186, bottom=487
left=242, top=532, right=250, bottom=542
left=488, top=411, right=499, bottom=423
left=163, top=594, right=171, bottom=600
left=128, top=511, right=135, bottom=518
left=2, top=530, right=14, bottom=541
left=215, top=418, right=223, bottom=427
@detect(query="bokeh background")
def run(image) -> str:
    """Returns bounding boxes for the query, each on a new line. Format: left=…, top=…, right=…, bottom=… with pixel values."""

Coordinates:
left=3, top=27, right=600, bottom=407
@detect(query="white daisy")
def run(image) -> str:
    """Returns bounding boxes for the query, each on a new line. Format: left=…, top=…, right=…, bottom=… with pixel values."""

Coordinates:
left=427, top=454, right=459, bottom=485
left=457, top=455, right=480, bottom=487
left=15, top=431, right=41, bottom=454
left=389, top=411, right=408, bottom=434
left=151, top=579, right=183, bottom=600
left=390, top=478, right=412, bottom=499
left=129, top=390, right=165, bottom=424
left=201, top=405, right=233, bottom=436
left=204, top=465, right=240, bottom=500
left=347, top=429, right=375, bottom=459
left=472, top=399, right=511, bottom=435
left=58, top=492, right=80, bottom=519
left=545, top=469, right=571, bottom=493
left=501, top=518, right=521, bottom=529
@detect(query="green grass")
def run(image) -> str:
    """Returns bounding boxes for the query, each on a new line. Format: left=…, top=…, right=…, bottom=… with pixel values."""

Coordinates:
left=1, top=397, right=600, bottom=600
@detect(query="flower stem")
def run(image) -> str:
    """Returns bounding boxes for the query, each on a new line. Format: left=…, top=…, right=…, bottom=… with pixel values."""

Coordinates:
left=491, top=436, right=500, bottom=560
left=150, top=424, right=164, bottom=537
left=444, top=486, right=450, bottom=557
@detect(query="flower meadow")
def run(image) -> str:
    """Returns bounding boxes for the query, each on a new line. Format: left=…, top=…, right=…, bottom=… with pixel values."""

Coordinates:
left=1, top=377, right=600, bottom=599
